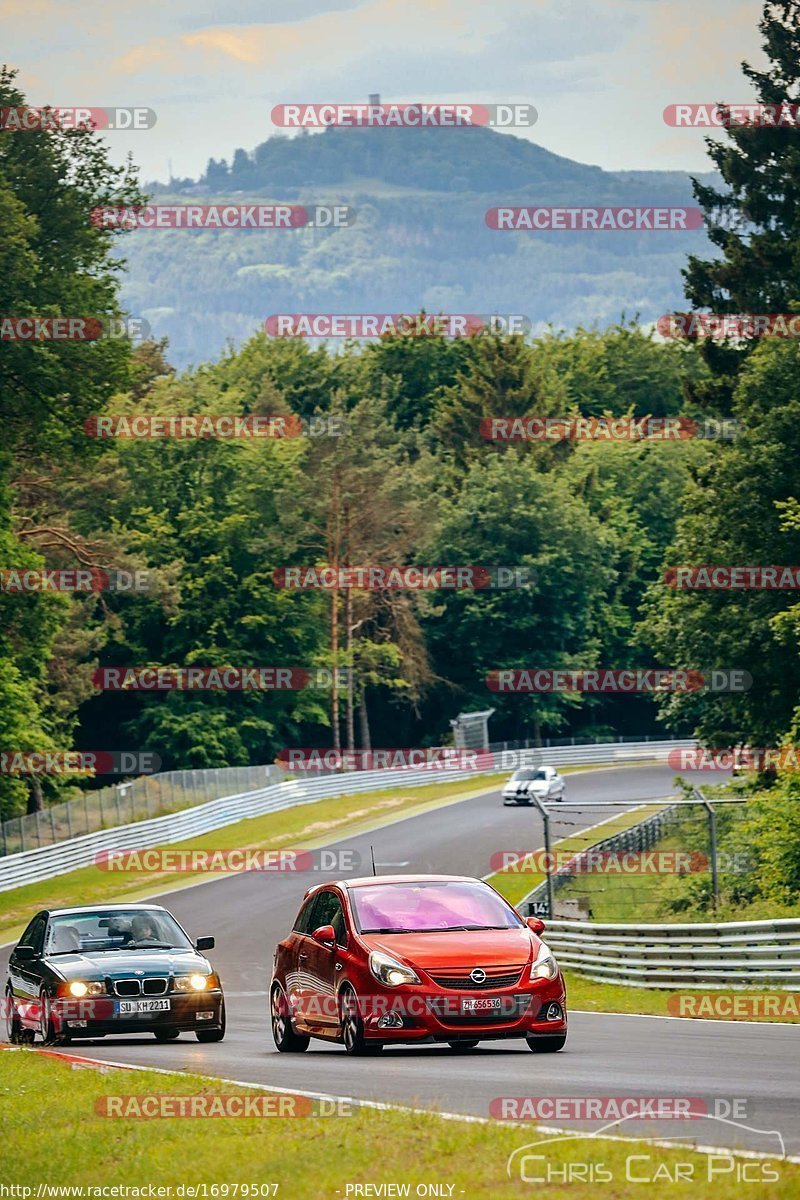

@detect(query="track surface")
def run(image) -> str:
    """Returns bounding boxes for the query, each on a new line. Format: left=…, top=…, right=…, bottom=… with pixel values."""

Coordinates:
left=3, top=765, right=798, bottom=1156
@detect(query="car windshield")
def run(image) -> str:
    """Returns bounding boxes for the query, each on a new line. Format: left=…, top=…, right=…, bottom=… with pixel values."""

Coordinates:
left=351, top=881, right=524, bottom=934
left=45, top=909, right=193, bottom=955
left=514, top=769, right=548, bottom=781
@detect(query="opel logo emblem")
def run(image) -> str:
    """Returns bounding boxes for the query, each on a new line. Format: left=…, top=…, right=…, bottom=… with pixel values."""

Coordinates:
left=470, top=968, right=487, bottom=984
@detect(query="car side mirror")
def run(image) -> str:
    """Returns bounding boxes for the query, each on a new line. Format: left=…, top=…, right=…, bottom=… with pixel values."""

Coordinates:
left=311, top=924, right=336, bottom=947
left=526, top=917, right=546, bottom=935
left=15, top=945, right=36, bottom=960
left=195, top=936, right=215, bottom=951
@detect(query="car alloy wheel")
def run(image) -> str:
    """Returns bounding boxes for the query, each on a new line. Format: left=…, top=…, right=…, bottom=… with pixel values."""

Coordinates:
left=270, top=984, right=309, bottom=1052
left=526, top=1033, right=567, bottom=1053
left=39, top=989, right=68, bottom=1046
left=339, top=986, right=383, bottom=1056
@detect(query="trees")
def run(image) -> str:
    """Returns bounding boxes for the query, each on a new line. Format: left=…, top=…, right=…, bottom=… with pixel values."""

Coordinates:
left=0, top=66, right=142, bottom=815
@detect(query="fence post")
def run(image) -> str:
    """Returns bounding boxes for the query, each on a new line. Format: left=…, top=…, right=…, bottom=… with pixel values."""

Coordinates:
left=529, top=793, right=554, bottom=919
left=66, top=799, right=73, bottom=840
left=695, top=788, right=719, bottom=910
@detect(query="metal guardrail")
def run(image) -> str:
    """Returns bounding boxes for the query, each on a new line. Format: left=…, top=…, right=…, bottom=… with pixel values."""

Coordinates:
left=515, top=801, right=800, bottom=989
left=0, top=732, right=687, bottom=857
left=0, top=739, right=693, bottom=892
left=536, top=917, right=800, bottom=989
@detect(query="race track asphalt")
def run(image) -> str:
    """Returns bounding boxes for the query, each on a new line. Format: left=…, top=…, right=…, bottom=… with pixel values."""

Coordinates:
left=3, top=765, right=798, bottom=1157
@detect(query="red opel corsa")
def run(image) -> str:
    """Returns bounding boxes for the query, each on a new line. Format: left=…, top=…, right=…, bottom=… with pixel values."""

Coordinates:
left=270, top=874, right=567, bottom=1055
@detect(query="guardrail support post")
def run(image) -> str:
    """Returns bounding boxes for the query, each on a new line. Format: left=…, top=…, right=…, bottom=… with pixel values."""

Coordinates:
left=529, top=793, right=554, bottom=918
left=695, top=788, right=719, bottom=910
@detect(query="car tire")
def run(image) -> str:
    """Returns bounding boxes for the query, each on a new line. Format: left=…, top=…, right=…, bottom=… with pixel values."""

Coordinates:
left=526, top=1033, right=567, bottom=1053
left=39, top=989, right=69, bottom=1046
left=5, top=988, right=22, bottom=1044
left=271, top=984, right=309, bottom=1052
left=448, top=1040, right=480, bottom=1051
left=339, top=986, right=383, bottom=1056
left=196, top=1001, right=226, bottom=1043
left=154, top=1028, right=181, bottom=1042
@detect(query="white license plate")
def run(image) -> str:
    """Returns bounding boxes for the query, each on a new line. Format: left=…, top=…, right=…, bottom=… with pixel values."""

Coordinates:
left=115, top=998, right=171, bottom=1015
left=461, top=997, right=502, bottom=1013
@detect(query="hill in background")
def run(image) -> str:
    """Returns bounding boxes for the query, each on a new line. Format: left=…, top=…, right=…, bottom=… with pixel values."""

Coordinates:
left=125, top=125, right=717, bottom=367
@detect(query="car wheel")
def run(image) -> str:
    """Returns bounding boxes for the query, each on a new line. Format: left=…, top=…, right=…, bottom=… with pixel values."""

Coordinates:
left=39, top=989, right=68, bottom=1046
left=448, top=1040, right=480, bottom=1051
left=526, top=1033, right=567, bottom=1053
left=339, top=986, right=383, bottom=1056
left=4, top=988, right=22, bottom=1044
left=270, top=984, right=309, bottom=1052
left=196, top=1001, right=226, bottom=1043
left=153, top=1027, right=180, bottom=1042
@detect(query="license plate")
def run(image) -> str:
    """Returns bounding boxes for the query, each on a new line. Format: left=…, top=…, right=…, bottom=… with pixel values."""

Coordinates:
left=461, top=997, right=502, bottom=1013
left=115, top=998, right=171, bottom=1015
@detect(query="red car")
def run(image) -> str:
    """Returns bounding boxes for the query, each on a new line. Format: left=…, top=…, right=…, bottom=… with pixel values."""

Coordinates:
left=270, top=874, right=567, bottom=1055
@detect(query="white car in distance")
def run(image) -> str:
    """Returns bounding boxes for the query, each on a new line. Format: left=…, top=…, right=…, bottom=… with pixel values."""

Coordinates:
left=502, top=765, right=565, bottom=806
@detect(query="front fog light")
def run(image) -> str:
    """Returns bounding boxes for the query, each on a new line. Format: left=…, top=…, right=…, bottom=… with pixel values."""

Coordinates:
left=530, top=942, right=558, bottom=981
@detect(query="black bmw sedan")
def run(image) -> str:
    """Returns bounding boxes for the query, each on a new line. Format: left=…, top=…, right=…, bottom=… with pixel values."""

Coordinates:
left=4, top=903, right=225, bottom=1045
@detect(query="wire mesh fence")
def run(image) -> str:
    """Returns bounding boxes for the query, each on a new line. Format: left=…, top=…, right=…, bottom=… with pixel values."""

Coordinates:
left=0, top=764, right=282, bottom=857
left=518, top=798, right=753, bottom=923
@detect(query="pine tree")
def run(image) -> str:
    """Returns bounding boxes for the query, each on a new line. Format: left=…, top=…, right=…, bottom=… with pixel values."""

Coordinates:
left=683, top=1, right=800, bottom=409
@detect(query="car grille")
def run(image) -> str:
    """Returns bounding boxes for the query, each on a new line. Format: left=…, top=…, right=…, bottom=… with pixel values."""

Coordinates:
left=428, top=966, right=524, bottom=990
left=112, top=978, right=169, bottom=997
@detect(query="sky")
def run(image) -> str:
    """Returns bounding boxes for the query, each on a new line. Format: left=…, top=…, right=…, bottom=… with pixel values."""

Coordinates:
left=1, top=0, right=767, bottom=182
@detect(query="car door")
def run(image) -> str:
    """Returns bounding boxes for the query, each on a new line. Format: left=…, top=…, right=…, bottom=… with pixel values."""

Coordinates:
left=284, top=893, right=321, bottom=1025
left=9, top=914, right=47, bottom=1026
left=299, top=889, right=349, bottom=1034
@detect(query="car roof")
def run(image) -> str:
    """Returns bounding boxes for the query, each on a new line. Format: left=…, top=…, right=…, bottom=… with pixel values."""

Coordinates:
left=47, top=903, right=168, bottom=917
left=342, top=873, right=481, bottom=889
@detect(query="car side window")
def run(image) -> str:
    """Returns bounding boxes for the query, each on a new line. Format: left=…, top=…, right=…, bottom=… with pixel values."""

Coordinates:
left=311, top=891, right=348, bottom=947
left=292, top=896, right=319, bottom=935
left=19, top=915, right=46, bottom=955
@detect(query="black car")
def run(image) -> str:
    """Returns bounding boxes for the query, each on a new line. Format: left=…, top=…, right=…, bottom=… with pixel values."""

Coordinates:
left=4, top=903, right=225, bottom=1045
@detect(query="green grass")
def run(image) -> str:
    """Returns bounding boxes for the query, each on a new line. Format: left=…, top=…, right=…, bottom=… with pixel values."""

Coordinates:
left=1, top=1049, right=796, bottom=1196
left=565, top=971, right=800, bottom=1023
left=0, top=774, right=507, bottom=942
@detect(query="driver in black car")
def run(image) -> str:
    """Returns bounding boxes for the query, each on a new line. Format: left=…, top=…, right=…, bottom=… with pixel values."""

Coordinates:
left=130, top=915, right=161, bottom=945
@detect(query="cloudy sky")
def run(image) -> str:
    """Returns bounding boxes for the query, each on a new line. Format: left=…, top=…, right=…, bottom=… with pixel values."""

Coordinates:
left=1, top=0, right=766, bottom=181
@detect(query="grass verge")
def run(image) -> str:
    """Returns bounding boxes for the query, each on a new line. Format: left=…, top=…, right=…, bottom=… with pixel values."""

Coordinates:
left=1, top=1048, right=796, bottom=1196
left=565, top=971, right=800, bottom=1023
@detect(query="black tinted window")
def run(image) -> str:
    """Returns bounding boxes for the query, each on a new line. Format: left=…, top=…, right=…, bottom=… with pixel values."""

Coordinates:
left=307, top=891, right=348, bottom=946
left=19, top=915, right=46, bottom=955
left=292, top=896, right=318, bottom=934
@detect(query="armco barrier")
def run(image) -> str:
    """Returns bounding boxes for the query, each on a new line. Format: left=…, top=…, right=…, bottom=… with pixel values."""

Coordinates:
left=535, top=916, right=800, bottom=989
left=0, top=739, right=693, bottom=894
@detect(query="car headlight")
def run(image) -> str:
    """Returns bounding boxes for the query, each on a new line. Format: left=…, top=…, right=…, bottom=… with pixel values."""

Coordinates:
left=369, top=951, right=420, bottom=987
left=174, top=974, right=210, bottom=992
left=68, top=981, right=105, bottom=998
left=530, top=941, right=558, bottom=981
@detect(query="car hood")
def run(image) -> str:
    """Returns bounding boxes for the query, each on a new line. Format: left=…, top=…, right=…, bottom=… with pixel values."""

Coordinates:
left=361, top=928, right=535, bottom=971
left=45, top=949, right=210, bottom=980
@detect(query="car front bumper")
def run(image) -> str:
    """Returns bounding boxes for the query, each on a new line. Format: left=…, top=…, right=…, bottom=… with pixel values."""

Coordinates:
left=51, top=991, right=225, bottom=1036
left=357, top=976, right=567, bottom=1044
